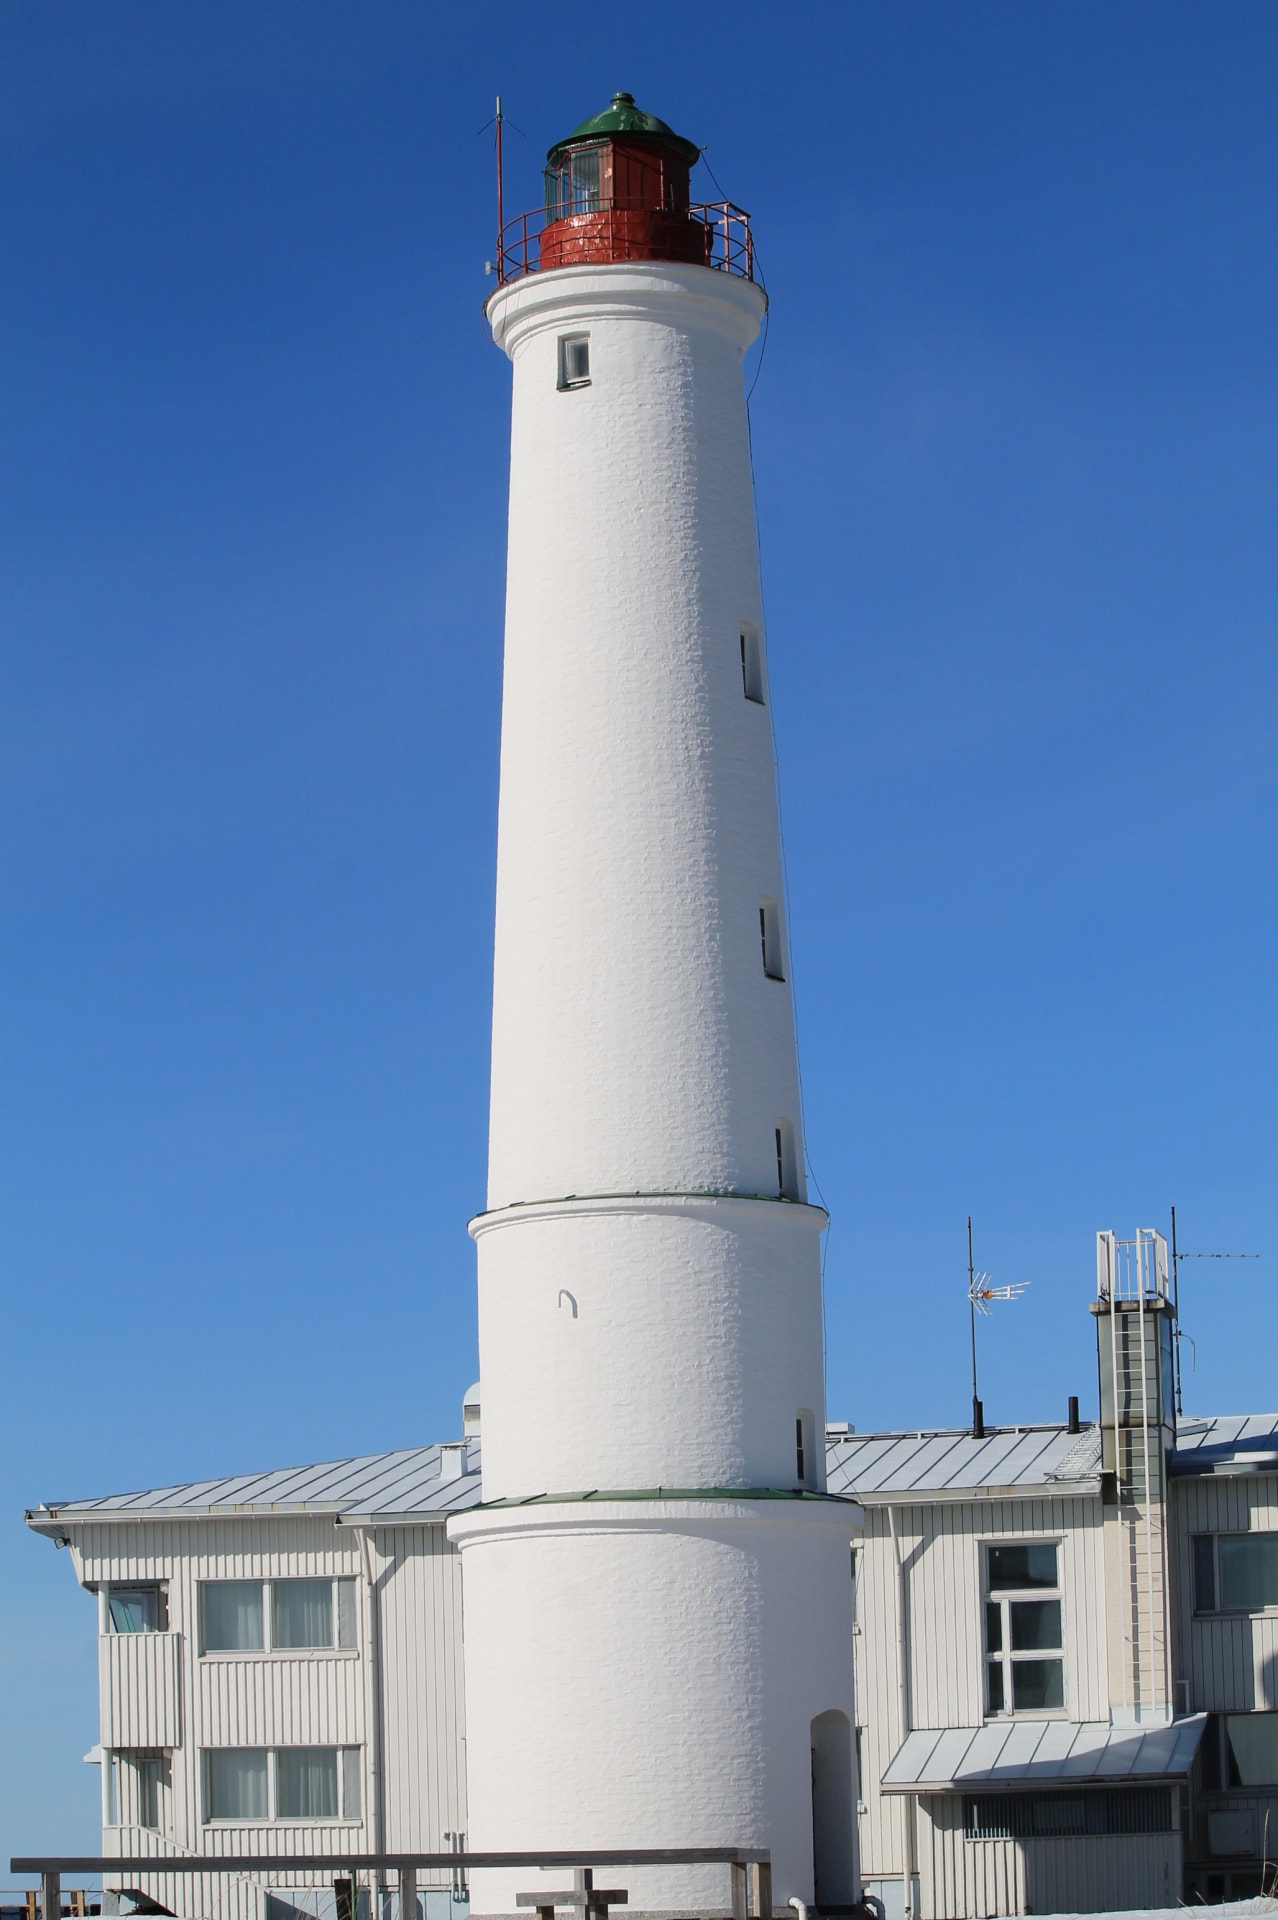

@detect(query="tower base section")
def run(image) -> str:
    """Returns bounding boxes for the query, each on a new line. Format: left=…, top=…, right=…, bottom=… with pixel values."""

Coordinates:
left=449, top=1494, right=862, bottom=1919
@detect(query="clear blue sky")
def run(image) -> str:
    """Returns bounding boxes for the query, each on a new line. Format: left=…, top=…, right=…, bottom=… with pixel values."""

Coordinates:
left=2, top=0, right=1275, bottom=1868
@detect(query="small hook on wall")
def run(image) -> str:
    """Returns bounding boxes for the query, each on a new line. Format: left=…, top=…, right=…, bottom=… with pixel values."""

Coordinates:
left=558, top=1289, right=578, bottom=1318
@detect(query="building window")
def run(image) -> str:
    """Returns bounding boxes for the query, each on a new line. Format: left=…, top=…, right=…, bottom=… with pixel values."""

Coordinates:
left=202, top=1581, right=264, bottom=1652
left=850, top=1547, right=860, bottom=1628
left=1201, top=1712, right=1278, bottom=1788
left=206, top=1749, right=268, bottom=1821
left=984, top=1541, right=1064, bottom=1715
left=557, top=334, right=590, bottom=389
left=795, top=1410, right=816, bottom=1486
left=204, top=1747, right=362, bottom=1824
left=201, top=1578, right=357, bottom=1654
left=774, top=1119, right=799, bottom=1200
left=740, top=624, right=765, bottom=704
left=106, top=1586, right=167, bottom=1633
left=276, top=1747, right=338, bottom=1820
left=964, top=1788, right=1170, bottom=1839
left=1194, top=1533, right=1278, bottom=1613
left=759, top=898, right=785, bottom=980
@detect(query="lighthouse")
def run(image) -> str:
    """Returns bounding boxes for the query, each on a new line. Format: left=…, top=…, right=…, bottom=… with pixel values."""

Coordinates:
left=449, top=95, right=862, bottom=1918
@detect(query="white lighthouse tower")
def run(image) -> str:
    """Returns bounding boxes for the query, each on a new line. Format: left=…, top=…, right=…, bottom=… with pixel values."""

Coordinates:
left=450, top=94, right=861, bottom=1918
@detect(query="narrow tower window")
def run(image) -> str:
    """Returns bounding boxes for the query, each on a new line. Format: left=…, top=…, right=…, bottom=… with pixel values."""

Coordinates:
left=796, top=1410, right=816, bottom=1487
left=759, top=897, right=784, bottom=980
left=557, top=334, right=591, bottom=390
left=740, top=623, right=765, bottom=703
left=775, top=1118, right=799, bottom=1199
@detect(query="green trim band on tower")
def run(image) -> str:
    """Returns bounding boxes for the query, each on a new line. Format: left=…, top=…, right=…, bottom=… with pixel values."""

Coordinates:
left=547, top=92, right=701, bottom=167
left=476, top=1486, right=860, bottom=1511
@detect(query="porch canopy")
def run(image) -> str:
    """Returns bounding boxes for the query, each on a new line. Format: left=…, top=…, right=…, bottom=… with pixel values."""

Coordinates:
left=881, top=1716, right=1208, bottom=1794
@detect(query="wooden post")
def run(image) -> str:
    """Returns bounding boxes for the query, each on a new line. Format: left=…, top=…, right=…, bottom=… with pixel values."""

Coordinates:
left=750, top=1862, right=772, bottom=1920
left=729, top=1862, right=748, bottom=1920
left=397, top=1866, right=416, bottom=1920
left=41, top=1872, right=60, bottom=1920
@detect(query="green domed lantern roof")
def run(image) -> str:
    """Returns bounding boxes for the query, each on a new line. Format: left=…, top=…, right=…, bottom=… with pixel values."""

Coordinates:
left=546, top=92, right=701, bottom=167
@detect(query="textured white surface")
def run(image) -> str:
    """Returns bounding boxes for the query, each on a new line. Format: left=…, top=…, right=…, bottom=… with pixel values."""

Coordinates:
left=452, top=1498, right=860, bottom=1917
left=472, top=1194, right=828, bottom=1498
left=486, top=264, right=796, bottom=1207
left=459, top=259, right=860, bottom=1917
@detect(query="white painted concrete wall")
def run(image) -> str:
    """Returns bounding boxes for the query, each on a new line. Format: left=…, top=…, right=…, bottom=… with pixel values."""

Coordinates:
left=485, top=263, right=796, bottom=1210
left=458, top=256, right=859, bottom=1918
left=452, top=1499, right=858, bottom=1917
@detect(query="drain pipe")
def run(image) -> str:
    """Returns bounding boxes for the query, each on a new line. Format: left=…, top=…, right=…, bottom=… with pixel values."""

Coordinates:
left=887, top=1506, right=916, bottom=1920
left=355, top=1527, right=387, bottom=1891
left=788, top=1899, right=809, bottom=1920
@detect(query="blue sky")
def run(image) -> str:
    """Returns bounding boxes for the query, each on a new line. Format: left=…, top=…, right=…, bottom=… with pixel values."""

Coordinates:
left=2, top=0, right=1275, bottom=1867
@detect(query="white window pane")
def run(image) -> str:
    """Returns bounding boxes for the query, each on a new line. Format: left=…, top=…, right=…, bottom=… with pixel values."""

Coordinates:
left=1220, top=1535, right=1278, bottom=1610
left=203, top=1582, right=263, bottom=1651
left=276, top=1747, right=338, bottom=1820
left=272, top=1579, right=333, bottom=1649
left=341, top=1747, right=361, bottom=1819
left=336, top=1578, right=358, bottom=1650
left=1226, top=1714, right=1278, bottom=1785
left=206, top=1749, right=268, bottom=1820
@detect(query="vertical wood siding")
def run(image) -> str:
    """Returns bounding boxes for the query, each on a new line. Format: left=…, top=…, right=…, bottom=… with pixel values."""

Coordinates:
left=101, top=1631, right=182, bottom=1747
left=1170, top=1473, right=1278, bottom=1712
left=377, top=1525, right=468, bottom=1872
left=76, top=1515, right=463, bottom=1920
left=854, top=1493, right=1108, bottom=1893
left=920, top=1798, right=1178, bottom=1918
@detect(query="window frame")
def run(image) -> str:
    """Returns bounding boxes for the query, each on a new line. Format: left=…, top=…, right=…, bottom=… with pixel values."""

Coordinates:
left=981, top=1538, right=1066, bottom=1720
left=1193, top=1532, right=1278, bottom=1616
left=105, top=1584, right=168, bottom=1634
left=557, top=333, right=591, bottom=391
left=739, top=623, right=765, bottom=704
left=202, top=1746, right=363, bottom=1825
left=199, top=1577, right=359, bottom=1656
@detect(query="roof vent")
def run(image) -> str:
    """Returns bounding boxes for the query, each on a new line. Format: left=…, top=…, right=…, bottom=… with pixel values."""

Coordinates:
left=463, top=1383, right=481, bottom=1438
left=438, top=1443, right=468, bottom=1482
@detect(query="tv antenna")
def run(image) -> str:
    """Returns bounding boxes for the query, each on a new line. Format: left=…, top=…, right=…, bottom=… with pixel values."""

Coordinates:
left=1169, top=1206, right=1260, bottom=1417
left=967, top=1216, right=1030, bottom=1438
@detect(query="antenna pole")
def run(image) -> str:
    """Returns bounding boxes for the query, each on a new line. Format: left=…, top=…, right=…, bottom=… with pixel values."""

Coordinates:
left=968, top=1215, right=982, bottom=1437
left=495, top=96, right=505, bottom=282
left=1171, top=1204, right=1183, bottom=1419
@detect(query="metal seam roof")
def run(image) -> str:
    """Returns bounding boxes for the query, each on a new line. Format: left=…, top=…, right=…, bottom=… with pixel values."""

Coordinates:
left=880, top=1715, right=1209, bottom=1792
left=28, top=1413, right=1276, bottom=1527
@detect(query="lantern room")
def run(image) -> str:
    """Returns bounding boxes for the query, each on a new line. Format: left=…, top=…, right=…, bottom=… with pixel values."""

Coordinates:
left=539, top=91, right=709, bottom=271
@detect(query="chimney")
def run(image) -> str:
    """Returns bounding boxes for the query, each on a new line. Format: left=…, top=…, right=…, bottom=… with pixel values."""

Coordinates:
left=1068, top=1395, right=1080, bottom=1434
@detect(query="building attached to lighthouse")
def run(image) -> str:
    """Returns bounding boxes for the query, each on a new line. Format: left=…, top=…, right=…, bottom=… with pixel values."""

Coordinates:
left=448, top=95, right=863, bottom=1917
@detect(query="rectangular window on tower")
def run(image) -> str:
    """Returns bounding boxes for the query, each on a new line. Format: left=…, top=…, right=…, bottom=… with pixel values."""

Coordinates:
left=796, top=1410, right=816, bottom=1487
left=557, top=334, right=591, bottom=390
left=740, top=624, right=765, bottom=703
left=775, top=1118, right=799, bottom=1200
left=759, top=898, right=784, bottom=980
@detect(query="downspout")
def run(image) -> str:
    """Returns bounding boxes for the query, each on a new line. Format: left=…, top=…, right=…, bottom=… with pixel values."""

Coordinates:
left=887, top=1506, right=915, bottom=1920
left=355, top=1527, right=387, bottom=1892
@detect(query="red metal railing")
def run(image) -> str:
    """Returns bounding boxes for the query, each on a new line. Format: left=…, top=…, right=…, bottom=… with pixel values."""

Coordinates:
left=494, top=202, right=754, bottom=286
